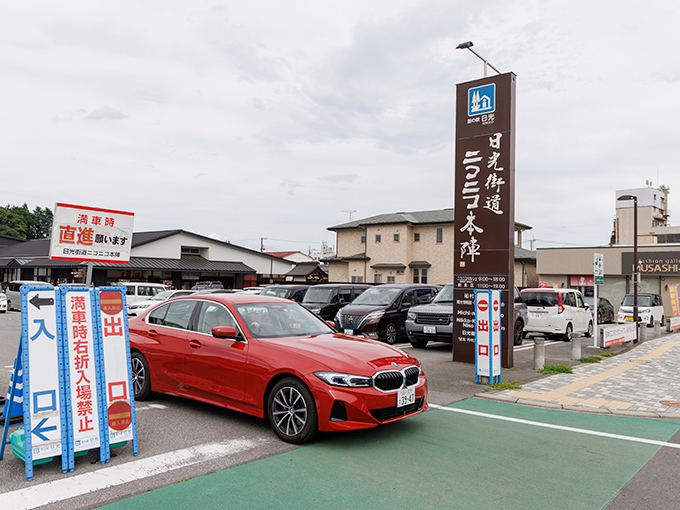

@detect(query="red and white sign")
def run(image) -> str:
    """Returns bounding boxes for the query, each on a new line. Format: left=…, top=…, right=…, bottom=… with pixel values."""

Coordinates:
left=475, top=289, right=501, bottom=379
left=97, top=289, right=135, bottom=444
left=64, top=289, right=101, bottom=452
left=49, top=203, right=134, bottom=264
left=570, top=275, right=595, bottom=287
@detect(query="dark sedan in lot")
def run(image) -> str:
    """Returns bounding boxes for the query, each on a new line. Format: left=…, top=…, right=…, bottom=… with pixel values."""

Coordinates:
left=128, top=293, right=427, bottom=444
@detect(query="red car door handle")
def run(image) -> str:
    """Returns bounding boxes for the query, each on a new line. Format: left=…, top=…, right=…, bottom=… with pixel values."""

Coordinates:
left=189, top=339, right=202, bottom=349
left=147, top=330, right=158, bottom=338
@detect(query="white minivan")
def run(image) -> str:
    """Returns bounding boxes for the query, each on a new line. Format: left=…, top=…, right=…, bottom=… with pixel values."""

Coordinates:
left=520, top=288, right=593, bottom=341
left=112, top=282, right=169, bottom=305
left=5, top=280, right=53, bottom=311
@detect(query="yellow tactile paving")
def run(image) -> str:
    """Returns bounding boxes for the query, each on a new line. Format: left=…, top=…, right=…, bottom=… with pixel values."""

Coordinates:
left=507, top=339, right=680, bottom=409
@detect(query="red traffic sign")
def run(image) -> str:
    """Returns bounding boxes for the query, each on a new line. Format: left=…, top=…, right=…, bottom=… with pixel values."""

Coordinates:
left=108, top=401, right=132, bottom=431
left=477, top=299, right=488, bottom=312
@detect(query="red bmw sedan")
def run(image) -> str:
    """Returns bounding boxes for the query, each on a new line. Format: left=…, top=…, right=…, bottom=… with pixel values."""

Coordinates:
left=128, top=293, right=428, bottom=443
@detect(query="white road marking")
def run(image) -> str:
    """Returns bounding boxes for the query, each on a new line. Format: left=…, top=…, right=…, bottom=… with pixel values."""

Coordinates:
left=514, top=340, right=562, bottom=351
left=135, top=403, right=168, bottom=411
left=430, top=404, right=680, bottom=449
left=1, top=438, right=263, bottom=510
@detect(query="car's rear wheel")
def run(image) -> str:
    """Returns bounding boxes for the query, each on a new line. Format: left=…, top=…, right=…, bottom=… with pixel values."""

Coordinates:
left=585, top=321, right=593, bottom=338
left=131, top=351, right=155, bottom=401
left=513, top=320, right=524, bottom=346
left=563, top=323, right=573, bottom=342
left=384, top=323, right=398, bottom=344
left=268, top=378, right=318, bottom=444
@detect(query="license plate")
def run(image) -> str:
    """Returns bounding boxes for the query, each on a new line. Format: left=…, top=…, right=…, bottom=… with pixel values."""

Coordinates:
left=397, top=386, right=415, bottom=408
left=344, top=329, right=354, bottom=335
left=625, top=317, right=633, bottom=322
left=423, top=325, right=436, bottom=334
left=531, top=312, right=545, bottom=319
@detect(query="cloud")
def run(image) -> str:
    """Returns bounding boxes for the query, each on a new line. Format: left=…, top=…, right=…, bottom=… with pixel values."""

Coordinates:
left=84, top=107, right=127, bottom=120
left=319, top=174, right=359, bottom=183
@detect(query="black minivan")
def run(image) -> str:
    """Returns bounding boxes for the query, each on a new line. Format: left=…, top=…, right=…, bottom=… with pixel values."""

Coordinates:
left=301, top=283, right=370, bottom=321
left=335, top=284, right=441, bottom=344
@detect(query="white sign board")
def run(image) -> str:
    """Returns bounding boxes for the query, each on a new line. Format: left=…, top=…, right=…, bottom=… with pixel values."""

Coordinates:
left=49, top=203, right=134, bottom=264
left=24, top=288, right=64, bottom=461
left=599, top=323, right=636, bottom=348
left=63, top=289, right=103, bottom=453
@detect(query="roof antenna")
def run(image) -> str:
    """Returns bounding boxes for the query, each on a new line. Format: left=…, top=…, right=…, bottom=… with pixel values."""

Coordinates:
left=342, top=210, right=357, bottom=220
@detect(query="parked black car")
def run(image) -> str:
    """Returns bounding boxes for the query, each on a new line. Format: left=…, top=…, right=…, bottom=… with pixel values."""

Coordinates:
left=584, top=296, right=615, bottom=324
left=259, top=284, right=311, bottom=303
left=301, top=283, right=370, bottom=321
left=336, top=284, right=441, bottom=344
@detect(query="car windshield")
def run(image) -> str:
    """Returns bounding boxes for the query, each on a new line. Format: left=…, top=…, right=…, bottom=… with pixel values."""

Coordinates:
left=302, top=287, right=334, bottom=304
left=622, top=295, right=652, bottom=307
left=260, top=287, right=291, bottom=298
left=351, top=287, right=402, bottom=306
left=521, top=291, right=559, bottom=307
left=432, top=284, right=453, bottom=303
left=150, top=291, right=174, bottom=301
left=234, top=302, right=334, bottom=338
left=584, top=297, right=595, bottom=306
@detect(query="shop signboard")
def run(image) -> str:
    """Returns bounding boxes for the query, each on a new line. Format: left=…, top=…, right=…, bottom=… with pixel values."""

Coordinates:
left=453, top=72, right=516, bottom=367
left=621, top=251, right=680, bottom=276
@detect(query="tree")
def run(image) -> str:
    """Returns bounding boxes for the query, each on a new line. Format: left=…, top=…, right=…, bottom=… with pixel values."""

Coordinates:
left=0, top=203, right=53, bottom=239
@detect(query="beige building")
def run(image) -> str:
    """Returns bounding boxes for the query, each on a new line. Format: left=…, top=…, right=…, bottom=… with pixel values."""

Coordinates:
left=537, top=186, right=680, bottom=318
left=326, top=208, right=536, bottom=286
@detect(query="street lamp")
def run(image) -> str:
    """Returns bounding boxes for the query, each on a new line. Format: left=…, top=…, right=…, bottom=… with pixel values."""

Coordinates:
left=618, top=194, right=639, bottom=343
left=456, top=41, right=501, bottom=77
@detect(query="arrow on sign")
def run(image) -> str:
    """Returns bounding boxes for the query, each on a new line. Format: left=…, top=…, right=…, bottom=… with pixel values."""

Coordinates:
left=32, top=418, right=57, bottom=441
left=29, top=295, right=54, bottom=310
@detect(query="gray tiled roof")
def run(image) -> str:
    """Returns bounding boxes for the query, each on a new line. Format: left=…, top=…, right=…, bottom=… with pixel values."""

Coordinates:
left=329, top=208, right=532, bottom=231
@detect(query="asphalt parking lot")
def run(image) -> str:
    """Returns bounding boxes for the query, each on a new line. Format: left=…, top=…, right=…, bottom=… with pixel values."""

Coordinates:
left=0, top=309, right=670, bottom=509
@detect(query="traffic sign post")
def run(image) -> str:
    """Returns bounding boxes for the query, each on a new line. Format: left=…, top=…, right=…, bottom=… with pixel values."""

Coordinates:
left=474, top=289, right=502, bottom=384
left=1, top=284, right=137, bottom=480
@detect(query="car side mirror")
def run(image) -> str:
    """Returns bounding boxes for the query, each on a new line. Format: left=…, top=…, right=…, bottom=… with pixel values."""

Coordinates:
left=401, top=302, right=411, bottom=310
left=326, top=320, right=336, bottom=329
left=212, top=326, right=240, bottom=340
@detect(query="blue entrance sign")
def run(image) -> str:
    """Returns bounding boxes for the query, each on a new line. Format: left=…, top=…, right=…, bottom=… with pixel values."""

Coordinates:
left=468, top=83, right=495, bottom=117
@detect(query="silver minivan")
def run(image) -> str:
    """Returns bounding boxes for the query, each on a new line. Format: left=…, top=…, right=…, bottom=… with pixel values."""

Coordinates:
left=5, top=280, right=52, bottom=311
left=520, top=288, right=593, bottom=341
left=112, top=282, right=169, bottom=305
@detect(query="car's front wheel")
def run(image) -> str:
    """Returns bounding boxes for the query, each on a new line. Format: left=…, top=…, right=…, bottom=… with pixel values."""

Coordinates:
left=513, top=320, right=524, bottom=346
left=131, top=351, right=155, bottom=401
left=563, top=323, right=573, bottom=342
left=268, top=378, right=318, bottom=444
left=384, top=323, right=398, bottom=344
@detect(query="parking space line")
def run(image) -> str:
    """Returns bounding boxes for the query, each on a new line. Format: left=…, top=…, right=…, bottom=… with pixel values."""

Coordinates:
left=430, top=404, right=680, bottom=449
left=1, top=438, right=263, bottom=510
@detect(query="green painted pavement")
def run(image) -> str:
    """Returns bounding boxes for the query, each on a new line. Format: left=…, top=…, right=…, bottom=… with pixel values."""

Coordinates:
left=100, top=399, right=680, bottom=510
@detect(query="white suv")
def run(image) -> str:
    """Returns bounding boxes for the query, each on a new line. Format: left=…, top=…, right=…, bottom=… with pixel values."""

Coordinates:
left=111, top=282, right=169, bottom=305
left=617, top=293, right=664, bottom=327
left=520, top=288, right=593, bottom=341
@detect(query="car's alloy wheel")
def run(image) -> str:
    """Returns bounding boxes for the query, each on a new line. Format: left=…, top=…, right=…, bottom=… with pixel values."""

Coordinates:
left=268, top=378, right=318, bottom=444
left=385, top=323, right=398, bottom=344
left=563, top=323, right=573, bottom=342
left=513, top=320, right=524, bottom=346
left=131, top=351, right=154, bottom=401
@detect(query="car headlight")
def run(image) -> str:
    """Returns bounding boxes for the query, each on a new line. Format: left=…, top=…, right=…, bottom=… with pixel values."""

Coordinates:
left=335, top=311, right=342, bottom=325
left=137, top=303, right=152, bottom=309
left=308, top=306, right=321, bottom=315
left=639, top=308, right=650, bottom=314
left=365, top=310, right=385, bottom=321
left=407, top=311, right=416, bottom=321
left=314, top=372, right=372, bottom=388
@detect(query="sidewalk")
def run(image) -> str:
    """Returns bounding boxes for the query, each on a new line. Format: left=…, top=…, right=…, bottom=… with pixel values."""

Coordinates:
left=479, top=331, right=680, bottom=418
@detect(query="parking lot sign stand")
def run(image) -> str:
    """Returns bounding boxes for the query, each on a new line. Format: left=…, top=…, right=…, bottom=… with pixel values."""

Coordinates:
left=1, top=284, right=138, bottom=480
left=474, top=289, right=502, bottom=385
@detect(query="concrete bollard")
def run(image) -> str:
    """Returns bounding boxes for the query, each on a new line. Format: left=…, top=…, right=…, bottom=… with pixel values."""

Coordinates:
left=534, top=336, right=545, bottom=371
left=654, top=320, right=661, bottom=337
left=571, top=334, right=581, bottom=360
left=639, top=324, right=648, bottom=342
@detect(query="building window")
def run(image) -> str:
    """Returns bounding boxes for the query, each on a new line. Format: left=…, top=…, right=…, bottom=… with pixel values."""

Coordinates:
left=351, top=276, right=364, bottom=283
left=413, top=268, right=419, bottom=283
left=396, top=269, right=404, bottom=275
left=387, top=276, right=395, bottom=283
left=374, top=273, right=382, bottom=284
left=421, top=268, right=428, bottom=284
left=436, top=227, right=443, bottom=244
left=361, top=235, right=366, bottom=244
left=394, top=233, right=400, bottom=243
left=375, top=234, right=381, bottom=243
left=414, top=233, right=420, bottom=242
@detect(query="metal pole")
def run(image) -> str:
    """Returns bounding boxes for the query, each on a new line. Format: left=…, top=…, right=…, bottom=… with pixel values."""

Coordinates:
left=633, top=198, right=639, bottom=343
left=85, top=262, right=94, bottom=287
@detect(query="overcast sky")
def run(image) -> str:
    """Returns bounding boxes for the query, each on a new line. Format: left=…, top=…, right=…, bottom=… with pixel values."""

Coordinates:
left=3, top=1, right=679, bottom=254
